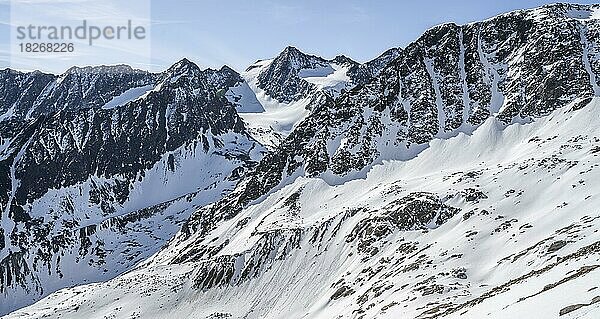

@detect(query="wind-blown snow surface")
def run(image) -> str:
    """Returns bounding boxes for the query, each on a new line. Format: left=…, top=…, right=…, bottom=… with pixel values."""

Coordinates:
left=9, top=98, right=600, bottom=319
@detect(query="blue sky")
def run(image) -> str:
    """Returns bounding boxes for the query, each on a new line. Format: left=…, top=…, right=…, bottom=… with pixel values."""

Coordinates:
left=1, top=0, right=598, bottom=73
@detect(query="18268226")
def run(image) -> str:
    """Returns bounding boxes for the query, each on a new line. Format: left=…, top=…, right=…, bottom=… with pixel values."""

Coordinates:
left=19, top=42, right=74, bottom=53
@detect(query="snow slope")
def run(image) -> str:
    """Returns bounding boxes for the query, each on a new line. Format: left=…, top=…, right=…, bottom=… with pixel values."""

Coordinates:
left=8, top=97, right=600, bottom=319
left=0, top=127, right=262, bottom=314
left=237, top=59, right=312, bottom=148
left=101, top=85, right=154, bottom=109
left=225, top=81, right=264, bottom=113
left=299, top=63, right=351, bottom=98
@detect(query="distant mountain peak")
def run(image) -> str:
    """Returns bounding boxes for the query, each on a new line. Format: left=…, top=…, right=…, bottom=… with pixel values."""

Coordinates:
left=272, top=46, right=326, bottom=70
left=62, top=64, right=140, bottom=76
left=331, top=55, right=358, bottom=66
left=166, top=58, right=201, bottom=76
left=219, top=65, right=237, bottom=73
left=0, top=68, right=25, bottom=76
left=281, top=45, right=303, bottom=55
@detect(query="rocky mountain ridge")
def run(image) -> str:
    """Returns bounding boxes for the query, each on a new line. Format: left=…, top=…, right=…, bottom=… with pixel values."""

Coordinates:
left=0, top=59, right=264, bottom=314
left=174, top=2, right=600, bottom=245
left=3, top=2, right=600, bottom=318
left=0, top=39, right=405, bottom=314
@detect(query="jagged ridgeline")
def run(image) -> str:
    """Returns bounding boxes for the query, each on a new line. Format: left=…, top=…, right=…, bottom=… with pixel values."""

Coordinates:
left=0, top=38, right=402, bottom=313
left=0, top=59, right=265, bottom=313
left=2, top=3, right=600, bottom=319
left=152, top=3, right=600, bottom=318
left=180, top=3, right=600, bottom=239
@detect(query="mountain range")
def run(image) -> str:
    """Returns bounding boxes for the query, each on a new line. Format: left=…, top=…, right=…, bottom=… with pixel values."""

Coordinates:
left=1, top=3, right=600, bottom=318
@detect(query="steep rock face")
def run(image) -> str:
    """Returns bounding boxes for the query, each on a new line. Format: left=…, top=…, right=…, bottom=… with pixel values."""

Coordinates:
left=0, top=60, right=264, bottom=314
left=34, top=65, right=156, bottom=116
left=168, top=2, right=600, bottom=280
left=267, top=3, right=600, bottom=185
left=12, top=96, right=600, bottom=319
left=346, top=47, right=403, bottom=87
left=5, top=3, right=600, bottom=319
left=365, top=47, right=403, bottom=76
left=256, top=46, right=330, bottom=103
left=11, top=63, right=245, bottom=208
left=0, top=70, right=55, bottom=121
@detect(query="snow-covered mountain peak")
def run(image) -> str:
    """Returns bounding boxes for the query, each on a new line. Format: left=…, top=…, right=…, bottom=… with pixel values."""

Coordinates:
left=161, top=58, right=202, bottom=82
left=252, top=45, right=406, bottom=105
left=0, top=68, right=29, bottom=77
left=168, top=57, right=199, bottom=71
left=277, top=45, right=324, bottom=67
left=254, top=46, right=330, bottom=103
left=234, top=47, right=345, bottom=149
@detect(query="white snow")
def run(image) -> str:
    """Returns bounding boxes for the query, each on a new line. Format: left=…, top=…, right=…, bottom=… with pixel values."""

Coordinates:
left=101, top=85, right=154, bottom=109
left=579, top=27, right=600, bottom=96
left=9, top=97, right=600, bottom=319
left=477, top=31, right=505, bottom=115
left=0, top=128, right=264, bottom=314
left=298, top=65, right=334, bottom=78
left=226, top=81, right=265, bottom=113
left=238, top=59, right=311, bottom=148
left=299, top=64, right=351, bottom=98
left=567, top=7, right=600, bottom=20
left=0, top=105, right=16, bottom=122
